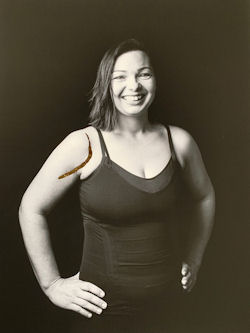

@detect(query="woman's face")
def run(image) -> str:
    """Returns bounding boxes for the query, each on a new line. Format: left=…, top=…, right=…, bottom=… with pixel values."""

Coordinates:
left=110, top=50, right=156, bottom=117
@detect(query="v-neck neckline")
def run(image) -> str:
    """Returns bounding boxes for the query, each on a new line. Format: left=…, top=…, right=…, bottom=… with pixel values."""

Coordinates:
left=79, top=126, right=179, bottom=194
left=102, top=154, right=176, bottom=194
left=110, top=156, right=173, bottom=181
left=97, top=127, right=174, bottom=181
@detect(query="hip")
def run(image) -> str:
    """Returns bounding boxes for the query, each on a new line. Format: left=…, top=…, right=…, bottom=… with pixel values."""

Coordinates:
left=69, top=280, right=184, bottom=333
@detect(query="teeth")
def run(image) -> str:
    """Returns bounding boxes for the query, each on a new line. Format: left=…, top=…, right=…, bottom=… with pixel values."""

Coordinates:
left=123, top=95, right=144, bottom=102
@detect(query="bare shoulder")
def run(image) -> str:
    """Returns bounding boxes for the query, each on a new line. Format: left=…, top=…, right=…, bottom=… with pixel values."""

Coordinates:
left=68, top=125, right=99, bottom=143
left=61, top=126, right=92, bottom=149
left=168, top=125, right=199, bottom=167
left=169, top=125, right=194, bottom=149
left=32, top=125, right=98, bottom=181
left=56, top=126, right=97, bottom=161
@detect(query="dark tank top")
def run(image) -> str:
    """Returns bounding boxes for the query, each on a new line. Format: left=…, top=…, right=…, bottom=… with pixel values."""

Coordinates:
left=78, top=126, right=183, bottom=319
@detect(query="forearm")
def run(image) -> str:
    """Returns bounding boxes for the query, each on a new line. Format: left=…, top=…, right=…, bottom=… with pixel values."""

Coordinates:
left=184, top=189, right=215, bottom=268
left=19, top=204, right=61, bottom=293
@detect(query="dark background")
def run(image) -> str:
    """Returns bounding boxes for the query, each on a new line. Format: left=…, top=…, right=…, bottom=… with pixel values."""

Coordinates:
left=1, top=0, right=249, bottom=332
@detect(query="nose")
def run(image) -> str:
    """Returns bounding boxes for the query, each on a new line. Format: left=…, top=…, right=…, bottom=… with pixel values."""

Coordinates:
left=127, top=75, right=141, bottom=91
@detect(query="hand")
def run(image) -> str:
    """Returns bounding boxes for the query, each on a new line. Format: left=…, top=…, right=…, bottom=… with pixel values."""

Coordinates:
left=45, top=272, right=107, bottom=318
left=181, top=262, right=200, bottom=293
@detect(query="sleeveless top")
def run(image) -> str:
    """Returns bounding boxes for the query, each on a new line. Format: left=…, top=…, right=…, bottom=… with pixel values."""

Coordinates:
left=78, top=126, right=184, bottom=317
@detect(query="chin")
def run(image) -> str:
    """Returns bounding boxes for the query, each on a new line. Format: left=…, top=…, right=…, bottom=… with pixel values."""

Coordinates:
left=118, top=107, right=149, bottom=117
left=118, top=101, right=152, bottom=116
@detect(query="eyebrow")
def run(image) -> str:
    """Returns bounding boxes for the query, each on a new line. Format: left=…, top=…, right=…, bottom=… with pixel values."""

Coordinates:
left=112, top=66, right=153, bottom=73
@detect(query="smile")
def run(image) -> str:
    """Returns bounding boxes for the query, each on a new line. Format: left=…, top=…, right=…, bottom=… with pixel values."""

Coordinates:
left=122, top=94, right=145, bottom=102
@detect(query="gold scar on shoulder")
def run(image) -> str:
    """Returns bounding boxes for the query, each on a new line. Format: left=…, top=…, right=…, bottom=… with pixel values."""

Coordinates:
left=58, top=133, right=92, bottom=179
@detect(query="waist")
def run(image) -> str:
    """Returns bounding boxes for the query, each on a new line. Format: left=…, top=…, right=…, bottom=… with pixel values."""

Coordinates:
left=79, top=219, right=180, bottom=306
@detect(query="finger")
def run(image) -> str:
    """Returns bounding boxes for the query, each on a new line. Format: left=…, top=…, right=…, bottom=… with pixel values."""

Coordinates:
left=182, top=280, right=192, bottom=291
left=181, top=271, right=191, bottom=285
left=79, top=281, right=105, bottom=298
left=185, top=277, right=196, bottom=293
left=181, top=277, right=188, bottom=286
left=75, top=297, right=103, bottom=315
left=69, top=303, right=93, bottom=318
left=77, top=290, right=107, bottom=309
left=182, top=278, right=193, bottom=291
left=185, top=271, right=192, bottom=279
left=181, top=264, right=189, bottom=276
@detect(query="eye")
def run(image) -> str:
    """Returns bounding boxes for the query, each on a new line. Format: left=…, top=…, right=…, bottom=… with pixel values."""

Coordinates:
left=112, top=75, right=126, bottom=80
left=138, top=72, right=152, bottom=79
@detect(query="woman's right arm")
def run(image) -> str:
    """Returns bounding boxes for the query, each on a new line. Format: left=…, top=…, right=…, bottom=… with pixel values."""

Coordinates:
left=19, top=129, right=107, bottom=318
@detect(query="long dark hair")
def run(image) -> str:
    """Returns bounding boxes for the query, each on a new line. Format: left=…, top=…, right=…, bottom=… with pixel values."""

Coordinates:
left=88, top=39, right=150, bottom=131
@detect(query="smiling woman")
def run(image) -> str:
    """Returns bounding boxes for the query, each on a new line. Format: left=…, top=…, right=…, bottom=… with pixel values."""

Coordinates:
left=19, top=39, right=215, bottom=333
left=88, top=39, right=156, bottom=130
left=110, top=50, right=156, bottom=117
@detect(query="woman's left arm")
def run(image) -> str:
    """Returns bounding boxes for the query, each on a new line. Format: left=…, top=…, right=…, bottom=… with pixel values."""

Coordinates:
left=171, top=126, right=216, bottom=293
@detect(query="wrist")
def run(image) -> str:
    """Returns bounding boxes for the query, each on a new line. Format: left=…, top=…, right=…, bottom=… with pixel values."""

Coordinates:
left=183, top=257, right=202, bottom=269
left=41, top=275, right=62, bottom=293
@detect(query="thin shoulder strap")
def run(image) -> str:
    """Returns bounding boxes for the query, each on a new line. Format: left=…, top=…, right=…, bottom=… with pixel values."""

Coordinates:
left=166, top=126, right=178, bottom=164
left=95, top=128, right=112, bottom=165
left=58, top=133, right=92, bottom=179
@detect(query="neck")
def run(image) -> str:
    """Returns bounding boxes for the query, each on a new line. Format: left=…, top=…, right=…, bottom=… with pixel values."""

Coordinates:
left=114, top=111, right=152, bottom=137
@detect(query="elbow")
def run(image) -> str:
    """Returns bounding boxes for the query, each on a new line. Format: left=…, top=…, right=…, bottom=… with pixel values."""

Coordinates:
left=19, top=190, right=49, bottom=218
left=18, top=198, right=29, bottom=228
left=200, top=185, right=216, bottom=222
left=18, top=192, right=30, bottom=214
left=208, top=183, right=216, bottom=208
left=201, top=181, right=215, bottom=205
left=193, top=183, right=216, bottom=217
left=201, top=185, right=216, bottom=210
left=18, top=196, right=26, bottom=214
left=18, top=198, right=25, bottom=222
left=18, top=196, right=44, bottom=227
left=205, top=182, right=215, bottom=204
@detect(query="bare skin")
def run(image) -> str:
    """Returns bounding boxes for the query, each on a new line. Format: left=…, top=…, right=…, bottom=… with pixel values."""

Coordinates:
left=19, top=130, right=108, bottom=318
left=19, top=50, right=215, bottom=318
